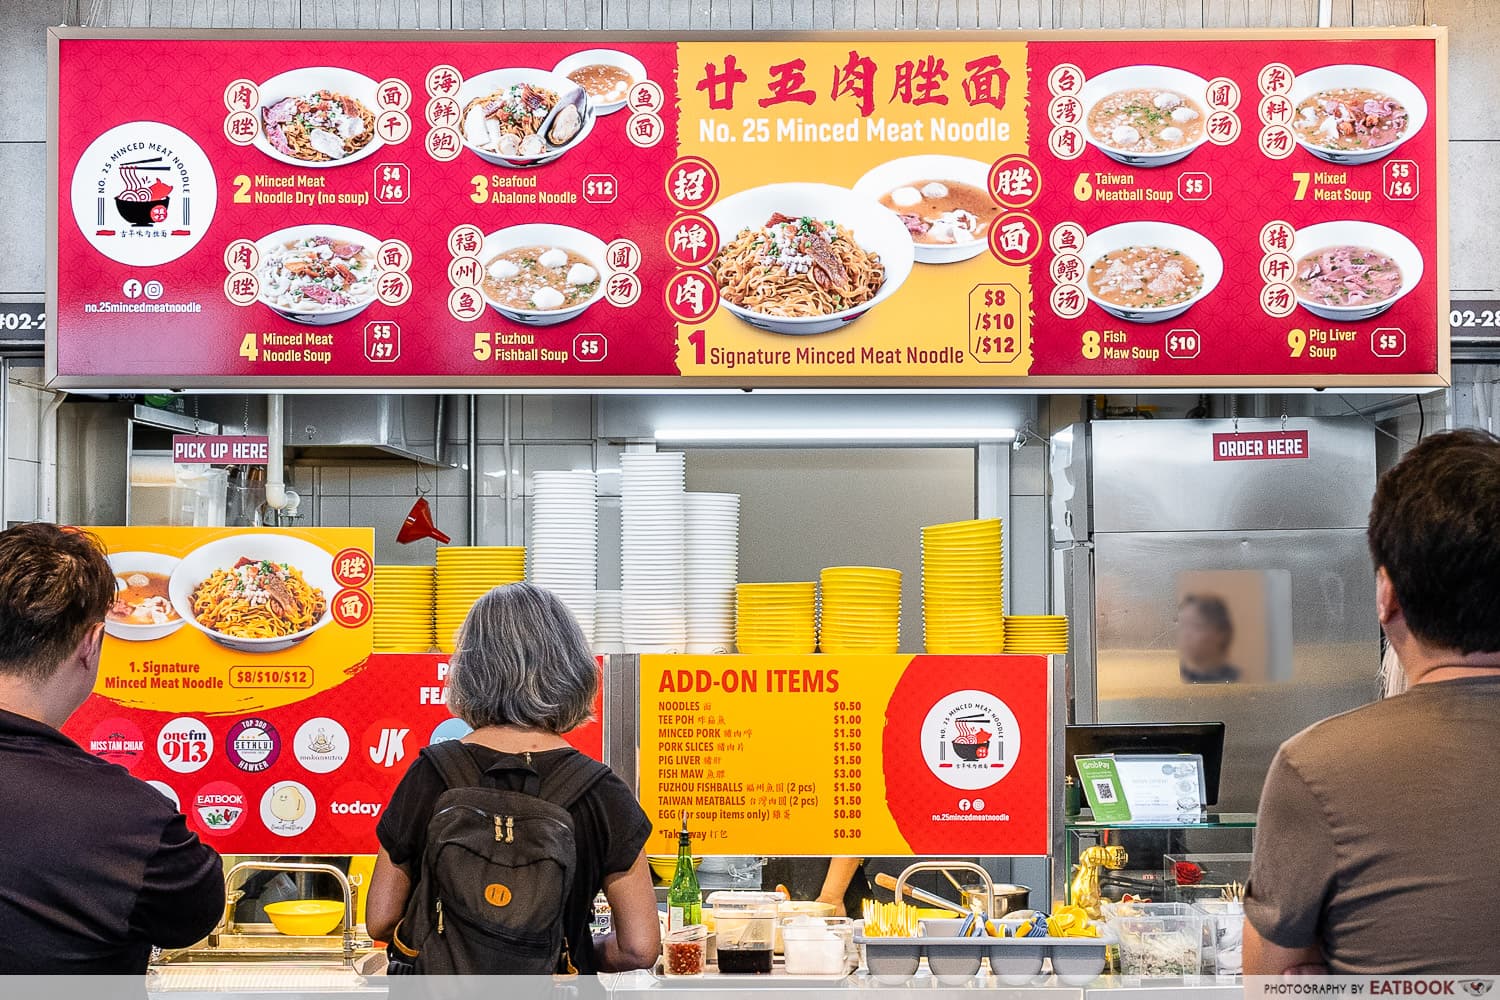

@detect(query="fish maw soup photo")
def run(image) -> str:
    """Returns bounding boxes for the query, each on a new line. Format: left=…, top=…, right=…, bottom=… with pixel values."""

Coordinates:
left=1080, top=222, right=1224, bottom=323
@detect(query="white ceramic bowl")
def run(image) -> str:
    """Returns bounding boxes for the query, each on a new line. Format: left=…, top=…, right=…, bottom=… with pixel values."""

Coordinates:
left=1287, top=64, right=1427, bottom=165
left=704, top=183, right=916, bottom=335
left=851, top=155, right=995, bottom=264
left=1078, top=65, right=1214, bottom=168
left=255, top=224, right=382, bottom=327
left=105, top=551, right=186, bottom=642
left=169, top=534, right=338, bottom=653
left=477, top=224, right=608, bottom=327
left=254, top=67, right=385, bottom=169
left=1289, top=220, right=1424, bottom=321
left=456, top=68, right=597, bottom=168
left=551, top=49, right=647, bottom=116
left=1080, top=221, right=1224, bottom=324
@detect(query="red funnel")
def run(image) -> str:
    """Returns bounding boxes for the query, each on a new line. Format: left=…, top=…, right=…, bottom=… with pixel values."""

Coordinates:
left=397, top=496, right=451, bottom=545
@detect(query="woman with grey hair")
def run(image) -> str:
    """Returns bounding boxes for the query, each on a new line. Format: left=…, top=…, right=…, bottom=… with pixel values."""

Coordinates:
left=366, top=583, right=660, bottom=973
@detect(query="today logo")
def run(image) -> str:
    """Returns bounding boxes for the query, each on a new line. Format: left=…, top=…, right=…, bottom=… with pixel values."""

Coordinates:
left=329, top=799, right=382, bottom=818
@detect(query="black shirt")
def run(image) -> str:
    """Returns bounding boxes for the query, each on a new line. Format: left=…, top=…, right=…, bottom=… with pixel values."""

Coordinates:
left=0, top=708, right=225, bottom=973
left=376, top=744, right=651, bottom=974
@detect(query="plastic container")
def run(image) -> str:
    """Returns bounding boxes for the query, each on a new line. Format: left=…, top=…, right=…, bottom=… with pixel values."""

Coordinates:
left=774, top=901, right=836, bottom=953
left=713, top=897, right=777, bottom=974
left=780, top=916, right=853, bottom=976
left=989, top=940, right=1046, bottom=985
left=862, top=941, right=921, bottom=984
left=662, top=924, right=707, bottom=977
left=1113, top=906, right=1205, bottom=978
left=917, top=919, right=982, bottom=985
left=1193, top=900, right=1246, bottom=976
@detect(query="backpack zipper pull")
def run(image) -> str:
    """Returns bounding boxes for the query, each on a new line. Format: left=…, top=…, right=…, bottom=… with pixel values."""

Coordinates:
left=436, top=898, right=445, bottom=935
left=506, top=815, right=515, bottom=843
left=494, top=815, right=504, bottom=842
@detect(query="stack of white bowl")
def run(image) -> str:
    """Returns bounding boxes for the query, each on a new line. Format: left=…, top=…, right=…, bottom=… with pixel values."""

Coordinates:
left=685, top=492, right=740, bottom=653
left=621, top=452, right=687, bottom=652
left=594, top=590, right=624, bottom=654
left=528, top=471, right=599, bottom=641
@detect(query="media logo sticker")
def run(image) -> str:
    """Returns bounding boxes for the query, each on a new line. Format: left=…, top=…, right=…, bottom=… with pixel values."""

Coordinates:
left=293, top=717, right=350, bottom=774
left=261, top=780, right=316, bottom=837
left=88, top=717, right=146, bottom=770
left=226, top=717, right=281, bottom=773
left=365, top=720, right=411, bottom=769
left=157, top=716, right=213, bottom=774
left=920, top=690, right=1022, bottom=791
left=429, top=717, right=473, bottom=745
left=193, top=780, right=248, bottom=836
left=146, top=780, right=180, bottom=810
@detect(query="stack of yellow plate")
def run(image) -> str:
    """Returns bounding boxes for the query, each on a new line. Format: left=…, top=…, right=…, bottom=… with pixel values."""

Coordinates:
left=1003, top=616, right=1069, bottom=655
left=373, top=565, right=435, bottom=652
left=819, top=567, right=901, bottom=653
left=736, top=582, right=817, bottom=654
left=922, top=518, right=1004, bottom=654
left=435, top=547, right=526, bottom=653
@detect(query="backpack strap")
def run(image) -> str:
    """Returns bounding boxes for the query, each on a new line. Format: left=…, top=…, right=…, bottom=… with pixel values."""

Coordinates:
left=536, top=751, right=613, bottom=809
left=420, top=739, right=486, bottom=790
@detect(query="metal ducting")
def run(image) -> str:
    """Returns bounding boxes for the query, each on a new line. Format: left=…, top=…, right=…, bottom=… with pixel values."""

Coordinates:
left=283, top=395, right=449, bottom=466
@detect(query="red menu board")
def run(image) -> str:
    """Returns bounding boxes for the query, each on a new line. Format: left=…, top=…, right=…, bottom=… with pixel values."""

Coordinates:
left=48, top=29, right=1447, bottom=389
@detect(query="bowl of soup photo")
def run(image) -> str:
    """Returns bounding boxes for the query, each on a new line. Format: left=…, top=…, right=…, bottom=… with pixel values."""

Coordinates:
left=1289, top=221, right=1423, bottom=322
left=1287, top=64, right=1427, bottom=166
left=105, top=552, right=186, bottom=642
left=1079, top=65, right=1213, bottom=168
left=477, top=224, right=608, bottom=327
left=852, top=155, right=998, bottom=265
left=1080, top=222, right=1224, bottom=324
left=552, top=49, right=646, bottom=116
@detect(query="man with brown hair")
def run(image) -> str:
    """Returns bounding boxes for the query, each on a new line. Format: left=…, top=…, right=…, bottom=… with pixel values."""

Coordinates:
left=0, top=523, right=224, bottom=973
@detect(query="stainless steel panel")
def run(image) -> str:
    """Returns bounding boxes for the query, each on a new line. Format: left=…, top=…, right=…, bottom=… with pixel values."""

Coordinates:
left=284, top=395, right=444, bottom=465
left=1094, top=529, right=1378, bottom=813
left=1092, top=418, right=1375, bottom=533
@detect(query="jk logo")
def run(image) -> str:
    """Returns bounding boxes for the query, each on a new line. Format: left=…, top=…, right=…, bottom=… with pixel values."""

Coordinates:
left=369, top=728, right=410, bottom=768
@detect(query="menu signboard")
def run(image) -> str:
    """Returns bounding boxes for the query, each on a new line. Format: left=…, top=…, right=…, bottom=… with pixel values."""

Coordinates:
left=49, top=29, right=1446, bottom=390
left=637, top=654, right=1051, bottom=856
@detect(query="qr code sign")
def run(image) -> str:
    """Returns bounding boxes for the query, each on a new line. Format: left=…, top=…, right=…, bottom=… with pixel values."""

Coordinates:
left=1092, top=779, right=1118, bottom=803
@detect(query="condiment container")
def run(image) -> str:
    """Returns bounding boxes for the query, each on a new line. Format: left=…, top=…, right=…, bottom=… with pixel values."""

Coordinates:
left=1192, top=900, right=1245, bottom=976
left=713, top=897, right=778, bottom=974
left=780, top=916, right=853, bottom=976
left=774, top=900, right=836, bottom=953
left=1112, top=906, right=1205, bottom=978
left=662, top=924, right=707, bottom=977
left=918, top=918, right=983, bottom=985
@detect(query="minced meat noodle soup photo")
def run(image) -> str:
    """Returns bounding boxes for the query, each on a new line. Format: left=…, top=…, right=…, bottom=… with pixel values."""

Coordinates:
left=482, top=246, right=601, bottom=311
left=879, top=180, right=1000, bottom=246
left=1292, top=245, right=1402, bottom=307
left=1294, top=88, right=1408, bottom=151
left=1087, top=88, right=1205, bottom=153
left=1087, top=246, right=1205, bottom=309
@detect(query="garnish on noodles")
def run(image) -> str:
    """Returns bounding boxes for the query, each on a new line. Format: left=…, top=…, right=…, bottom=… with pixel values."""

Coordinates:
left=190, top=557, right=326, bottom=639
left=261, top=89, right=376, bottom=162
left=712, top=213, right=886, bottom=318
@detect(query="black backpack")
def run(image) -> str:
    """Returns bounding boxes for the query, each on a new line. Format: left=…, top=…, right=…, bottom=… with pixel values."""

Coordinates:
left=393, top=741, right=610, bottom=974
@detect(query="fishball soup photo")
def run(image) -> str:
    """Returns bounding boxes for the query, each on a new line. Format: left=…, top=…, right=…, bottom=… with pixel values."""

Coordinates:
left=477, top=223, right=607, bottom=326
left=852, top=155, right=996, bottom=264
left=1079, top=66, right=1212, bottom=167
left=104, top=551, right=185, bottom=642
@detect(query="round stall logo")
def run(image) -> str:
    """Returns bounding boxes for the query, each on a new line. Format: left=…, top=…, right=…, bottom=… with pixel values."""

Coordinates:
left=293, top=717, right=350, bottom=774
left=226, top=717, right=281, bottom=773
left=429, top=717, right=473, bottom=745
left=193, top=780, right=248, bottom=836
left=919, top=690, right=1022, bottom=791
left=146, top=780, right=180, bottom=810
left=261, top=780, right=317, bottom=837
left=157, top=716, right=213, bottom=774
left=88, top=717, right=146, bottom=770
left=69, top=121, right=218, bottom=266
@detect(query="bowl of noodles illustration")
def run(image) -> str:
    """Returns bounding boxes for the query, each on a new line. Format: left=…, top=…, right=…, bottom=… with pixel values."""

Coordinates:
left=705, top=183, right=915, bottom=335
left=253, top=67, right=384, bottom=169
left=169, top=534, right=336, bottom=653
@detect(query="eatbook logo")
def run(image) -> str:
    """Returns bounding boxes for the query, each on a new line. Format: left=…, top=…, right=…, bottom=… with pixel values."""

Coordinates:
left=369, top=727, right=410, bottom=768
left=919, top=690, right=1022, bottom=792
left=1464, top=983, right=1494, bottom=997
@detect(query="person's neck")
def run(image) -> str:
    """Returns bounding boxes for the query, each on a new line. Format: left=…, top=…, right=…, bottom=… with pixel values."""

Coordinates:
left=463, top=724, right=569, bottom=753
left=0, top=678, right=70, bottom=731
left=1410, top=661, right=1500, bottom=686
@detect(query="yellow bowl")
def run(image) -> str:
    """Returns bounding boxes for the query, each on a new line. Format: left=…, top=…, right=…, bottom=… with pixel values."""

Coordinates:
left=648, top=855, right=702, bottom=881
left=264, top=899, right=344, bottom=936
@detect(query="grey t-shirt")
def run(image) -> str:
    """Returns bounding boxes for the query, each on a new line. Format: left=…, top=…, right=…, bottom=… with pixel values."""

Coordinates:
left=1245, top=675, right=1500, bottom=973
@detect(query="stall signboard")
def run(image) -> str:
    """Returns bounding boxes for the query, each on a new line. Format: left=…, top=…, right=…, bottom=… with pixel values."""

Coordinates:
left=49, top=29, right=1446, bottom=390
left=638, top=654, right=1051, bottom=856
left=65, top=646, right=605, bottom=854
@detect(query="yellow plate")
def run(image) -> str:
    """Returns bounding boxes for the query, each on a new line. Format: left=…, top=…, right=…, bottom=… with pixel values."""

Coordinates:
left=647, top=855, right=702, bottom=881
left=263, top=900, right=344, bottom=937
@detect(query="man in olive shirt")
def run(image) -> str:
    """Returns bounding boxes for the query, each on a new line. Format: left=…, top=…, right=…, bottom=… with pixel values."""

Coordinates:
left=1246, top=430, right=1500, bottom=974
left=0, top=524, right=225, bottom=973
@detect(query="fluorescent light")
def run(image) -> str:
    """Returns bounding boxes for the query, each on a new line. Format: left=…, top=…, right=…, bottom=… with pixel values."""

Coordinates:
left=653, top=426, right=1018, bottom=444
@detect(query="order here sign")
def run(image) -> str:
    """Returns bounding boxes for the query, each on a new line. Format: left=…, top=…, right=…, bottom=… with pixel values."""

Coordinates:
left=172, top=434, right=269, bottom=464
left=1211, top=430, right=1310, bottom=462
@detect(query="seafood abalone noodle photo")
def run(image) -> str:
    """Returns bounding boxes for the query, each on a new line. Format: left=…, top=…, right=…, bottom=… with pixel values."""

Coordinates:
left=1294, top=89, right=1408, bottom=152
left=483, top=246, right=600, bottom=312
left=713, top=213, right=886, bottom=318
left=880, top=180, right=999, bottom=247
left=1293, top=246, right=1402, bottom=308
left=262, top=89, right=375, bottom=162
left=259, top=234, right=376, bottom=317
left=463, top=82, right=583, bottom=158
left=1089, top=88, right=1204, bottom=156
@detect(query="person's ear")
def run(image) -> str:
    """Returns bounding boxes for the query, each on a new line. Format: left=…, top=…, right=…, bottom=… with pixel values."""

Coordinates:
left=75, top=622, right=105, bottom=669
left=1375, top=567, right=1401, bottom=627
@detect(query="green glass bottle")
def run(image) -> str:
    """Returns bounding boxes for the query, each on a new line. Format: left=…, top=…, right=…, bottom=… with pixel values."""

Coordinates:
left=667, top=812, right=701, bottom=931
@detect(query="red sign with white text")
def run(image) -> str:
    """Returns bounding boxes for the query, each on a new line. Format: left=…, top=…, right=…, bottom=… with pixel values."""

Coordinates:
left=173, top=434, right=269, bottom=464
left=64, top=653, right=605, bottom=854
left=1212, top=430, right=1310, bottom=461
left=50, top=30, right=1445, bottom=389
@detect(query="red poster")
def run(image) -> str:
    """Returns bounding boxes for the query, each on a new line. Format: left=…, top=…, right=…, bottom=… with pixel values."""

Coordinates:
left=49, top=30, right=1445, bottom=389
left=63, top=653, right=604, bottom=854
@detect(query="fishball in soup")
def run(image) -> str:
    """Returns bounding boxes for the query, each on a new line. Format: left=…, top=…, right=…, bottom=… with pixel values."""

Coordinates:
left=1087, top=246, right=1205, bottom=310
left=1088, top=88, right=1205, bottom=154
left=482, top=246, right=601, bottom=312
